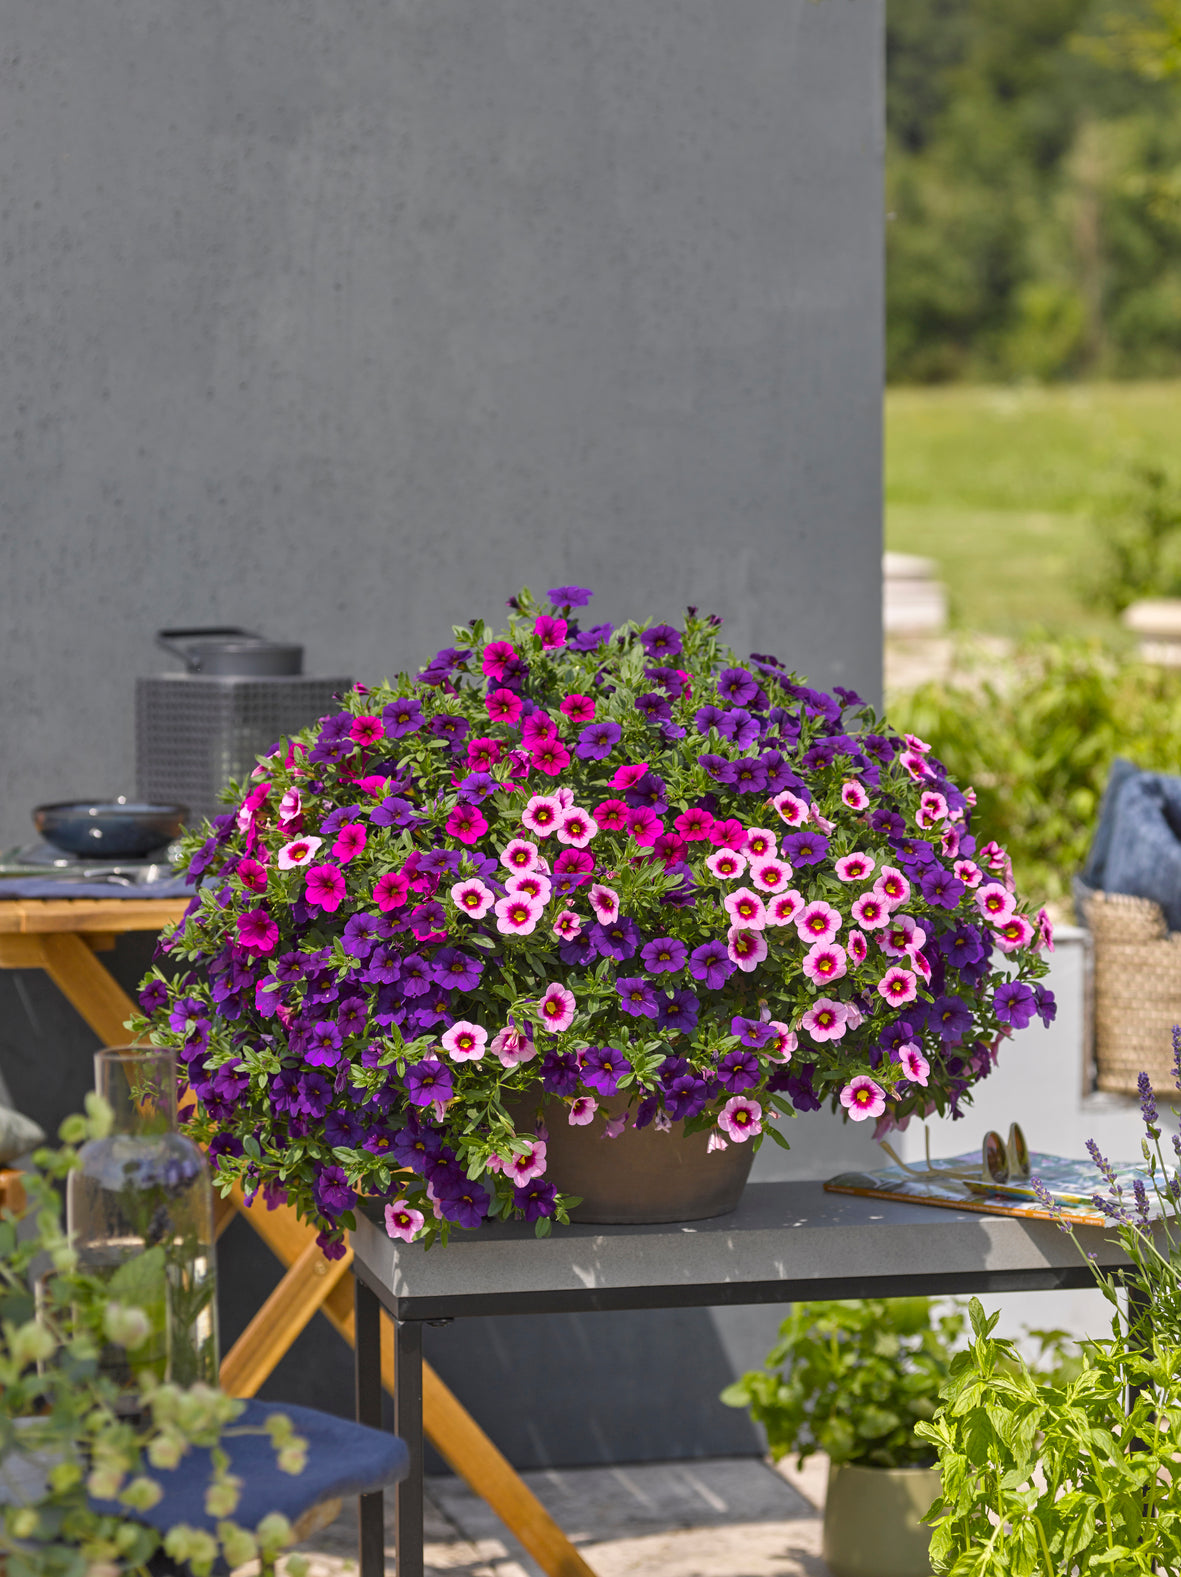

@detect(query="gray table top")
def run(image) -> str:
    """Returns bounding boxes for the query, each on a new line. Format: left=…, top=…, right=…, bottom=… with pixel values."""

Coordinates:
left=351, top=1180, right=1129, bottom=1322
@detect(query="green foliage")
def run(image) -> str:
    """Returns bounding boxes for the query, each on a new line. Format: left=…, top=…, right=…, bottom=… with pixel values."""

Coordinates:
left=1077, top=460, right=1181, bottom=611
left=720, top=1297, right=967, bottom=1469
left=921, top=1297, right=1181, bottom=1572
left=0, top=1110, right=308, bottom=1576
left=892, top=642, right=1181, bottom=907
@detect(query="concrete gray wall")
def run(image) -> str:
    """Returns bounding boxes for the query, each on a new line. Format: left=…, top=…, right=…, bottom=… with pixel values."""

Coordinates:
left=0, top=0, right=882, bottom=852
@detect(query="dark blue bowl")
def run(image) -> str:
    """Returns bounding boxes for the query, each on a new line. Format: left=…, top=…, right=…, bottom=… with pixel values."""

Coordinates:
left=33, top=800, right=188, bottom=859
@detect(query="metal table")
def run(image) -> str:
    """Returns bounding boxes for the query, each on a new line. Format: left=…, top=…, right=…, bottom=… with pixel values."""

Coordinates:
left=351, top=1179, right=1129, bottom=1577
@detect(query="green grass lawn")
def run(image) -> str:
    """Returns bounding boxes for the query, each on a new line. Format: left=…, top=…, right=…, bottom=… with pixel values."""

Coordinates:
left=885, top=381, right=1181, bottom=639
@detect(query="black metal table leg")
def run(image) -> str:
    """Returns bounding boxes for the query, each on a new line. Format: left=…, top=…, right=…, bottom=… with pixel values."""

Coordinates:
left=355, top=1274, right=385, bottom=1577
left=393, top=1317, right=425, bottom=1577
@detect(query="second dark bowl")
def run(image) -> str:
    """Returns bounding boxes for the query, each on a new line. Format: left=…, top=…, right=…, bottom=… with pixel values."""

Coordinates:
left=33, top=799, right=188, bottom=859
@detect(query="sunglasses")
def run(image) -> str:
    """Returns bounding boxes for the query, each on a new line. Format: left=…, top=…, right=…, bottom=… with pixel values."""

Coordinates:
left=880, top=1122, right=1030, bottom=1190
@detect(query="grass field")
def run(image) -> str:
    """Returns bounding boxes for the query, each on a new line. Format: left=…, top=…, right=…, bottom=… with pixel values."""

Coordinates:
left=885, top=381, right=1181, bottom=639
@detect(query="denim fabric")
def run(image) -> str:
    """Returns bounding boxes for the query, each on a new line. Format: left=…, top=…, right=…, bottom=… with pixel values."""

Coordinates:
left=1085, top=760, right=1181, bottom=931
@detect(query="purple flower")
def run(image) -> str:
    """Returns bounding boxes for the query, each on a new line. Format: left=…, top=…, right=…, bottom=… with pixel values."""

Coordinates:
left=937, top=924, right=986, bottom=968
left=569, top=622, right=614, bottom=652
left=661, top=1072, right=710, bottom=1121
left=716, top=709, right=760, bottom=750
left=370, top=795, right=420, bottom=829
left=758, top=751, right=799, bottom=794
left=645, top=666, right=687, bottom=699
left=640, top=624, right=683, bottom=659
left=731, top=758, right=768, bottom=794
left=695, top=705, right=726, bottom=733
left=1034, top=985, right=1057, bottom=1028
left=325, top=1110, right=365, bottom=1147
left=931, top=995, right=972, bottom=1043
left=781, top=831, right=830, bottom=866
left=624, top=772, right=669, bottom=813
left=459, top=770, right=497, bottom=802
left=169, top=995, right=209, bottom=1035
left=306, top=1020, right=343, bottom=1066
left=636, top=691, right=673, bottom=726
left=575, top=720, right=622, bottom=760
left=920, top=867, right=966, bottom=910
left=656, top=988, right=699, bottom=1034
left=689, top=939, right=736, bottom=990
left=390, top=1117, right=444, bottom=1173
left=731, top=1016, right=773, bottom=1049
left=1138, top=1070, right=1160, bottom=1134
left=429, top=714, right=470, bottom=746
left=994, top=981, right=1036, bottom=1031
left=343, top=912, right=383, bottom=958
left=400, top=954, right=433, bottom=998
left=581, top=1045, right=631, bottom=1095
left=540, top=1050, right=581, bottom=1095
left=894, top=836, right=936, bottom=866
left=717, top=1048, right=760, bottom=1092
left=432, top=947, right=484, bottom=992
left=434, top=1172, right=490, bottom=1230
left=313, top=1165, right=357, bottom=1220
left=296, top=1072, right=334, bottom=1118
left=139, top=979, right=169, bottom=1014
left=382, top=697, right=423, bottom=737
left=404, top=1059, right=454, bottom=1107
left=699, top=754, right=737, bottom=785
left=717, top=668, right=759, bottom=705
left=641, top=936, right=687, bottom=974
left=514, top=1179, right=558, bottom=1222
left=590, top=917, right=640, bottom=962
left=617, top=976, right=659, bottom=1017
left=870, top=808, right=906, bottom=838
left=548, top=585, right=594, bottom=608
left=337, top=996, right=368, bottom=1036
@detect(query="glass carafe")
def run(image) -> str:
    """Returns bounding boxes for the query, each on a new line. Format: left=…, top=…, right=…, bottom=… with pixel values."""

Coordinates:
left=67, top=1047, right=218, bottom=1391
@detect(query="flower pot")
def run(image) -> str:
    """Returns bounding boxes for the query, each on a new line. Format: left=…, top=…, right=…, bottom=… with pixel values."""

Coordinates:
left=520, top=1093, right=754, bottom=1224
left=822, top=1460, right=941, bottom=1577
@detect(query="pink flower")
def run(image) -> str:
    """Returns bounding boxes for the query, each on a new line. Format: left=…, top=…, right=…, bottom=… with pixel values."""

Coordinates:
left=534, top=615, right=568, bottom=650
left=674, top=807, right=715, bottom=842
left=905, top=733, right=932, bottom=754
left=802, top=941, right=847, bottom=985
left=450, top=878, right=494, bottom=918
left=749, top=857, right=791, bottom=894
left=610, top=762, right=650, bottom=790
left=709, top=818, right=747, bottom=851
left=522, top=794, right=563, bottom=837
left=707, top=1131, right=729, bottom=1153
left=727, top=926, right=768, bottom=972
left=765, top=1022, right=796, bottom=1061
left=718, top=1096, right=763, bottom=1143
left=482, top=640, right=518, bottom=680
left=384, top=1200, right=425, bottom=1244
left=501, top=839, right=540, bottom=873
left=744, top=827, right=777, bottom=860
left=494, top=893, right=543, bottom=935
left=954, top=860, right=982, bottom=888
left=237, top=857, right=268, bottom=894
left=941, top=824, right=961, bottom=859
left=916, top=791, right=949, bottom=829
left=979, top=840, right=1011, bottom=874
left=441, top=1021, right=488, bottom=1061
left=553, top=909, right=583, bottom=940
left=277, top=835, right=323, bottom=870
left=305, top=864, right=347, bottom=912
left=772, top=790, right=810, bottom=827
left=879, top=913, right=927, bottom=958
left=237, top=908, right=279, bottom=954
left=1036, top=907, right=1055, bottom=952
left=706, top=848, right=747, bottom=880
left=332, top=822, right=367, bottom=863
left=801, top=998, right=848, bottom=1042
left=593, top=798, right=630, bottom=831
left=539, top=982, right=576, bottom=1032
left=840, top=1077, right=886, bottom=1122
left=847, top=928, right=868, bottom=964
left=557, top=808, right=597, bottom=848
left=236, top=782, right=271, bottom=835
left=569, top=1096, right=598, bottom=1125
left=976, top=882, right=1016, bottom=923
left=506, top=1139, right=548, bottom=1185
left=796, top=901, right=842, bottom=945
left=467, top=736, right=503, bottom=772
left=374, top=870, right=411, bottom=911
left=835, top=852, right=875, bottom=882
left=520, top=712, right=559, bottom=751
left=602, top=1111, right=631, bottom=1139
left=877, top=966, right=918, bottom=1005
left=912, top=949, right=932, bottom=984
left=490, top=1020, right=536, bottom=1068
left=350, top=715, right=384, bottom=746
left=446, top=803, right=488, bottom=846
left=560, top=693, right=596, bottom=724
left=898, top=1044, right=930, bottom=1086
left=766, top=889, right=805, bottom=926
left=724, top=888, right=767, bottom=929
left=507, top=870, right=552, bottom=904
left=532, top=738, right=572, bottom=776
left=486, top=688, right=524, bottom=725
left=589, top=883, right=620, bottom=923
left=841, top=780, right=869, bottom=810
left=873, top=867, right=910, bottom=908
left=628, top=806, right=665, bottom=847
left=899, top=751, right=933, bottom=780
left=277, top=787, right=302, bottom=829
left=995, top=914, right=1036, bottom=952
left=851, top=892, right=889, bottom=929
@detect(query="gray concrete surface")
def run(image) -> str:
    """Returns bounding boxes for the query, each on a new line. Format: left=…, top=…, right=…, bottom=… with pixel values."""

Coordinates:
left=0, top=0, right=884, bottom=854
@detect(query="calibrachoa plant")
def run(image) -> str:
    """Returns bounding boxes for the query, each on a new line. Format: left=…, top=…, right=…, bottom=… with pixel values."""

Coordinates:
left=133, top=586, right=1056, bottom=1255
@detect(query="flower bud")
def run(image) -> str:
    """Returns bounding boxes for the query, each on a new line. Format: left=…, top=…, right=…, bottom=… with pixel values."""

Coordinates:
left=12, top=1321, right=56, bottom=1366
left=204, top=1475, right=242, bottom=1518
left=217, top=1523, right=257, bottom=1568
left=103, top=1302, right=152, bottom=1349
left=254, top=1512, right=293, bottom=1552
left=120, top=1476, right=164, bottom=1513
left=11, top=1508, right=39, bottom=1539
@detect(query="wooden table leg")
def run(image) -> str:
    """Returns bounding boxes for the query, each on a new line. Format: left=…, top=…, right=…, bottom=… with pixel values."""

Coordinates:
left=393, top=1316, right=424, bottom=1577
left=356, top=1275, right=387, bottom=1577
left=31, top=931, right=139, bottom=1046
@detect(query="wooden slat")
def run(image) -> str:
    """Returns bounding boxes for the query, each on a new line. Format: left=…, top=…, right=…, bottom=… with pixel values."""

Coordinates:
left=0, top=1171, right=26, bottom=1214
left=0, top=897, right=190, bottom=935
left=34, top=931, right=140, bottom=1046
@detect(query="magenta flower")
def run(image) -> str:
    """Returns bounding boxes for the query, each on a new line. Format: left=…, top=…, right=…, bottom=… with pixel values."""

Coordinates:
left=237, top=909, right=279, bottom=954
left=898, top=1044, right=930, bottom=1086
left=628, top=806, right=664, bottom=847
left=718, top=1096, right=762, bottom=1142
left=995, top=914, right=1036, bottom=952
left=532, top=737, right=572, bottom=777
left=333, top=823, right=368, bottom=863
left=801, top=998, right=848, bottom=1042
left=766, top=890, right=805, bottom=927
left=277, top=786, right=302, bottom=828
left=877, top=966, right=918, bottom=1005
left=350, top=715, right=385, bottom=746
left=568, top=1095, right=598, bottom=1125
left=835, top=852, right=875, bottom=883
left=385, top=1199, right=426, bottom=1243
left=486, top=688, right=524, bottom=724
left=851, top=892, right=889, bottom=930
left=840, top=1076, right=886, bottom=1122
left=557, top=808, right=597, bottom=848
left=674, top=807, right=715, bottom=841
left=482, top=640, right=518, bottom=680
left=466, top=737, right=503, bottom=773
left=609, top=762, right=650, bottom=790
left=305, top=864, right=347, bottom=912
left=841, top=779, right=869, bottom=811
left=589, top=883, right=620, bottom=923
left=1036, top=906, right=1055, bottom=952
left=802, top=941, right=847, bottom=985
left=441, top=1021, right=487, bottom=1061
left=521, top=794, right=562, bottom=837
left=446, top=803, right=488, bottom=846
left=592, top=798, right=629, bottom=830
left=277, top=835, right=323, bottom=870
left=772, top=790, right=810, bottom=827
left=237, top=857, right=268, bottom=893
left=520, top=712, right=557, bottom=751
left=706, top=848, right=747, bottom=880
left=749, top=856, right=791, bottom=894
left=534, top=615, right=568, bottom=650
left=899, top=750, right=934, bottom=781
left=796, top=901, right=842, bottom=945
left=539, top=982, right=576, bottom=1032
left=374, top=870, right=410, bottom=912
left=726, top=926, right=767, bottom=973
left=560, top=693, right=596, bottom=724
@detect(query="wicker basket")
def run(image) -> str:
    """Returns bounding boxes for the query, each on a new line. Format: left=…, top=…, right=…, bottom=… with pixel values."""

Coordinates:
left=1082, top=887, right=1181, bottom=1096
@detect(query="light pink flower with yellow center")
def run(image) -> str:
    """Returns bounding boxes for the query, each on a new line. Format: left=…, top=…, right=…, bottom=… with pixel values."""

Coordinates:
left=501, top=838, right=540, bottom=873
left=1036, top=907, right=1055, bottom=952
left=557, top=808, right=598, bottom=848
left=718, top=1096, right=763, bottom=1142
left=521, top=794, right=563, bottom=837
left=507, top=870, right=553, bottom=905
left=912, top=949, right=932, bottom=984
left=878, top=913, right=926, bottom=958
left=727, top=926, right=768, bottom=972
left=589, top=883, right=620, bottom=923
left=450, top=878, right=494, bottom=918
left=568, top=1096, right=598, bottom=1125
left=802, top=941, right=847, bottom=985
left=915, top=791, right=949, bottom=829
left=772, top=790, right=811, bottom=827
left=494, top=892, right=543, bottom=935
left=539, top=982, right=576, bottom=1032
left=905, top=733, right=933, bottom=754
left=840, top=1077, right=886, bottom=1122
left=278, top=787, right=302, bottom=828
left=506, top=1140, right=548, bottom=1185
left=765, top=1022, right=796, bottom=1061
left=724, top=888, right=767, bottom=929
left=801, top=998, right=848, bottom=1042
left=847, top=928, right=868, bottom=964
left=490, top=1021, right=536, bottom=1068
left=877, top=966, right=917, bottom=1005
left=384, top=1200, right=426, bottom=1244
left=553, top=909, right=583, bottom=940
left=976, top=882, right=1016, bottom=923
left=766, top=889, right=805, bottom=927
left=898, top=1044, right=930, bottom=1086
left=995, top=915, right=1036, bottom=953
left=277, top=835, right=323, bottom=870
left=744, top=827, right=777, bottom=860
left=874, top=866, right=910, bottom=908
left=750, top=857, right=791, bottom=894
left=706, top=847, right=748, bottom=881
left=899, top=751, right=933, bottom=781
left=851, top=892, right=888, bottom=929
left=954, top=859, right=983, bottom=889
left=796, top=901, right=842, bottom=945
left=441, top=1021, right=487, bottom=1062
left=835, top=852, right=875, bottom=882
left=841, top=780, right=869, bottom=811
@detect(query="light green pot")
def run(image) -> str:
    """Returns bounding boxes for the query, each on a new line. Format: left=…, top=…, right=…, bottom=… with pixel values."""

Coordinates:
left=822, top=1459, right=942, bottom=1577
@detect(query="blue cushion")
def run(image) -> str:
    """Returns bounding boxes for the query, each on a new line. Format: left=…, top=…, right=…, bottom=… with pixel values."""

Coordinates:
left=1084, top=761, right=1181, bottom=930
left=90, top=1398, right=407, bottom=1535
